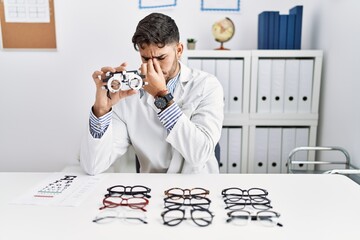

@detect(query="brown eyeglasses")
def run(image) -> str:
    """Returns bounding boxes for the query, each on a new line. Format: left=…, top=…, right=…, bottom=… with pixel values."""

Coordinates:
left=164, top=187, right=210, bottom=199
left=99, top=195, right=149, bottom=212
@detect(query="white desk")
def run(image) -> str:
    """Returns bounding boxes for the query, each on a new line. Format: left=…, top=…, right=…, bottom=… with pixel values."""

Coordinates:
left=1, top=172, right=360, bottom=240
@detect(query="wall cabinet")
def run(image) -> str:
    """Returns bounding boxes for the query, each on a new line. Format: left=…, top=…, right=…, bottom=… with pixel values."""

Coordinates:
left=184, top=50, right=323, bottom=173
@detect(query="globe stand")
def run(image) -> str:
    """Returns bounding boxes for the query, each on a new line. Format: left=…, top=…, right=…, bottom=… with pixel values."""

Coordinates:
left=215, top=41, right=230, bottom=50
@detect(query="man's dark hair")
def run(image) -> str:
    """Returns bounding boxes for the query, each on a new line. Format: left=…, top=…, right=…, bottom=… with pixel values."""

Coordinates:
left=132, top=13, right=179, bottom=51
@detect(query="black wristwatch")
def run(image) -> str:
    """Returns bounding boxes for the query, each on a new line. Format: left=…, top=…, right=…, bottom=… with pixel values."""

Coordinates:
left=154, top=92, right=174, bottom=110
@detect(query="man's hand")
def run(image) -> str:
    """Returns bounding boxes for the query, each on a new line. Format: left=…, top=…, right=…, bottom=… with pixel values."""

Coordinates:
left=92, top=62, right=138, bottom=117
left=141, top=59, right=167, bottom=97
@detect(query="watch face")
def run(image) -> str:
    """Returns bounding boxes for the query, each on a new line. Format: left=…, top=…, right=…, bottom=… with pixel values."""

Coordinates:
left=154, top=97, right=167, bottom=109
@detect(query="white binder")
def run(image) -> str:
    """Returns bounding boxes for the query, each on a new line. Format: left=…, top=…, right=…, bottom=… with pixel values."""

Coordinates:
left=298, top=59, right=314, bottom=113
left=227, top=127, right=242, bottom=173
left=216, top=59, right=230, bottom=112
left=201, top=59, right=216, bottom=75
left=284, top=59, right=300, bottom=113
left=257, top=59, right=272, bottom=113
left=267, top=128, right=282, bottom=173
left=270, top=59, right=286, bottom=113
left=187, top=59, right=202, bottom=70
left=219, top=128, right=228, bottom=173
left=229, top=59, right=243, bottom=113
left=281, top=128, right=296, bottom=173
left=293, top=127, right=310, bottom=171
left=254, top=127, right=269, bottom=173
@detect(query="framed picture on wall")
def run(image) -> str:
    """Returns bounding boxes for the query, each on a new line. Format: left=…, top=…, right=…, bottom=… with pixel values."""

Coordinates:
left=139, top=0, right=177, bottom=9
left=201, top=0, right=240, bottom=12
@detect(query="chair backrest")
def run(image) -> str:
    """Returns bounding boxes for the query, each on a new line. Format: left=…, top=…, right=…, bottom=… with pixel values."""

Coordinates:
left=287, top=146, right=352, bottom=174
left=136, top=143, right=221, bottom=173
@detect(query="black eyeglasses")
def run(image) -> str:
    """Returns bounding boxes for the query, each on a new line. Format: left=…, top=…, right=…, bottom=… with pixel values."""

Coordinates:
left=99, top=195, right=149, bottom=211
left=224, top=197, right=272, bottom=210
left=161, top=207, right=214, bottom=227
left=164, top=187, right=209, bottom=199
left=226, top=209, right=283, bottom=227
left=106, top=185, right=151, bottom=198
left=164, top=195, right=211, bottom=210
left=222, top=187, right=268, bottom=201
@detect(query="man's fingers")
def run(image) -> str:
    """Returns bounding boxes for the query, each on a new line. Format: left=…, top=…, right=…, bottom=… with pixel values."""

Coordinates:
left=115, top=62, right=128, bottom=72
left=100, top=66, right=116, bottom=74
left=92, top=70, right=103, bottom=81
left=153, top=58, right=162, bottom=74
left=147, top=59, right=155, bottom=73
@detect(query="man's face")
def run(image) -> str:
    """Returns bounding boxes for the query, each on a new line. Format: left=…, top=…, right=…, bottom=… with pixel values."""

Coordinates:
left=139, top=43, right=183, bottom=82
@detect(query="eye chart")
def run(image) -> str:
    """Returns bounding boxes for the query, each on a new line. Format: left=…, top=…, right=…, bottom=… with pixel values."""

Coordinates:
left=11, top=173, right=104, bottom=207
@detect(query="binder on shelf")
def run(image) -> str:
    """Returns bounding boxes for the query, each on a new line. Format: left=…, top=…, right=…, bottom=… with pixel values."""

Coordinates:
left=298, top=59, right=314, bottom=113
left=187, top=59, right=202, bottom=70
left=257, top=59, right=272, bottom=113
left=228, top=127, right=242, bottom=173
left=201, top=59, right=216, bottom=75
left=229, top=59, right=244, bottom=113
left=289, top=5, right=303, bottom=49
left=268, top=11, right=280, bottom=49
left=254, top=127, right=269, bottom=173
left=219, top=128, right=229, bottom=173
left=270, top=59, right=286, bottom=113
left=281, top=128, right=296, bottom=173
left=293, top=127, right=310, bottom=171
left=267, top=128, right=282, bottom=173
left=286, top=14, right=296, bottom=49
left=258, top=11, right=269, bottom=49
left=273, top=12, right=280, bottom=49
left=284, top=59, right=300, bottom=113
left=279, top=15, right=288, bottom=49
left=216, top=59, right=230, bottom=112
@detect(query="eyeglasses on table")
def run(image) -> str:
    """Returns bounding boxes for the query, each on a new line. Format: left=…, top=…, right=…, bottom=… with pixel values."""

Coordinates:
left=99, top=195, right=149, bottom=211
left=164, top=187, right=209, bottom=199
left=224, top=196, right=272, bottom=210
left=163, top=195, right=211, bottom=210
left=106, top=185, right=151, bottom=198
left=226, top=209, right=283, bottom=227
left=161, top=207, right=214, bottom=227
left=93, top=208, right=148, bottom=224
left=222, top=187, right=268, bottom=200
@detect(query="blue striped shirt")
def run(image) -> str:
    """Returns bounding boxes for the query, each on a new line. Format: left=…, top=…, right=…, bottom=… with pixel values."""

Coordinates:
left=89, top=74, right=182, bottom=138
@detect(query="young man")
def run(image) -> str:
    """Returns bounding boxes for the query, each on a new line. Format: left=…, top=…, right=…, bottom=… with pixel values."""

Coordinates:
left=80, top=13, right=224, bottom=175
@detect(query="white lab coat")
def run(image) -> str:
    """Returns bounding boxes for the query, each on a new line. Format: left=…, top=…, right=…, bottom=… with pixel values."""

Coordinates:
left=80, top=61, right=224, bottom=175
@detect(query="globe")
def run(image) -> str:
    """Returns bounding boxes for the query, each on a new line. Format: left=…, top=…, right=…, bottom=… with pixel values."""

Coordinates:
left=211, top=17, right=235, bottom=50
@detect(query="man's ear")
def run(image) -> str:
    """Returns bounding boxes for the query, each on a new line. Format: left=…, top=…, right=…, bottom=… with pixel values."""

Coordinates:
left=176, top=42, right=184, bottom=60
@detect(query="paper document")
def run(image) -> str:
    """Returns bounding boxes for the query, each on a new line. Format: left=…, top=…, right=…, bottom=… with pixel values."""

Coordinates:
left=11, top=173, right=104, bottom=207
left=4, top=0, right=50, bottom=23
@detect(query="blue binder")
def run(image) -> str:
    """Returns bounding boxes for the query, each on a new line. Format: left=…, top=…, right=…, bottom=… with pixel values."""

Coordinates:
left=289, top=5, right=303, bottom=49
left=258, top=11, right=269, bottom=49
left=268, top=11, right=280, bottom=49
left=279, top=15, right=288, bottom=49
left=286, top=14, right=296, bottom=49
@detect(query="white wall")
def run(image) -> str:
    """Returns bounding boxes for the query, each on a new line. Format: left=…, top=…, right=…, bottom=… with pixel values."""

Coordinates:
left=1, top=0, right=358, bottom=172
left=315, top=0, right=360, bottom=166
